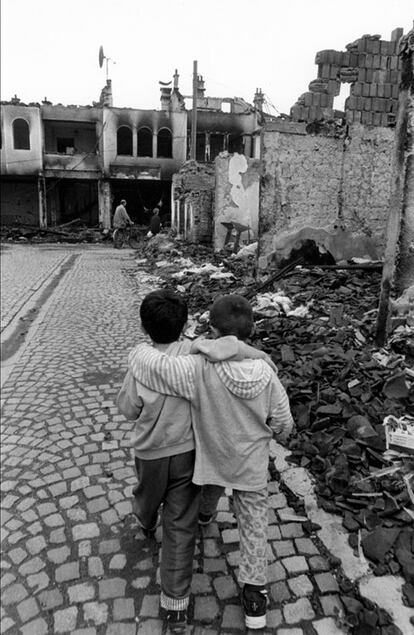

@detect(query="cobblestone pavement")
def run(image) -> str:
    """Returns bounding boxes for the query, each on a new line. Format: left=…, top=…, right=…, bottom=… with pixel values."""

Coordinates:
left=0, top=244, right=367, bottom=634
left=0, top=244, right=70, bottom=332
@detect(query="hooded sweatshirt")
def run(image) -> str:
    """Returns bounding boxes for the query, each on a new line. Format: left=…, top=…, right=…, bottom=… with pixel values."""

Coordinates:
left=128, top=336, right=294, bottom=491
left=117, top=336, right=247, bottom=461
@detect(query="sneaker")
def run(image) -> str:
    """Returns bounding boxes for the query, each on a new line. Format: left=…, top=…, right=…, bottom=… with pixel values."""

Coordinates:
left=242, top=584, right=268, bottom=630
left=198, top=512, right=213, bottom=526
left=165, top=609, right=187, bottom=634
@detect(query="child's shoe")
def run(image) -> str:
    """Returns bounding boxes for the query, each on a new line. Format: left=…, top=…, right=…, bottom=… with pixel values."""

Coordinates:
left=242, top=584, right=268, bottom=629
left=198, top=512, right=213, bottom=526
left=165, top=609, right=188, bottom=634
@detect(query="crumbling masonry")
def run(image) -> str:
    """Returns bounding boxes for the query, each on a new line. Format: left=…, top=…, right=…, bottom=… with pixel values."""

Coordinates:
left=258, top=28, right=408, bottom=268
left=290, top=28, right=403, bottom=127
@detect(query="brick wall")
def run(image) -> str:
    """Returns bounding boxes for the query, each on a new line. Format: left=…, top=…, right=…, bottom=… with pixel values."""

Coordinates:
left=290, top=29, right=403, bottom=127
left=1, top=180, right=38, bottom=225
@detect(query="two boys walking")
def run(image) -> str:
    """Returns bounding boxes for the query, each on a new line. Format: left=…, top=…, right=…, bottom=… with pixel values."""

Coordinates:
left=118, top=289, right=294, bottom=632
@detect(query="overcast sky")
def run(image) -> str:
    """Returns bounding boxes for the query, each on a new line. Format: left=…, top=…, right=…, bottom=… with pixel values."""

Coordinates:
left=1, top=0, right=412, bottom=115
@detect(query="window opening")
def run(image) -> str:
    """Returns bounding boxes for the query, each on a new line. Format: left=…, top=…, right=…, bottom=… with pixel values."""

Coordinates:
left=57, top=137, right=75, bottom=154
left=13, top=118, right=30, bottom=150
left=137, top=127, right=153, bottom=157
left=210, top=133, right=225, bottom=161
left=157, top=128, right=172, bottom=158
left=228, top=134, right=244, bottom=154
left=196, top=133, right=206, bottom=162
left=333, top=83, right=351, bottom=114
left=117, top=126, right=133, bottom=155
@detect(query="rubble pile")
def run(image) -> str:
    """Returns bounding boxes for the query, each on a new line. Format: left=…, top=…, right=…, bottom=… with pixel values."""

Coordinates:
left=135, top=236, right=414, bottom=605
left=0, top=221, right=112, bottom=244
left=250, top=269, right=413, bottom=588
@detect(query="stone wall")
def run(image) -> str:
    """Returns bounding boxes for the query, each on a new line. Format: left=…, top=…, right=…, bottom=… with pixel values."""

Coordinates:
left=341, top=124, right=395, bottom=240
left=259, top=120, right=394, bottom=261
left=214, top=153, right=261, bottom=250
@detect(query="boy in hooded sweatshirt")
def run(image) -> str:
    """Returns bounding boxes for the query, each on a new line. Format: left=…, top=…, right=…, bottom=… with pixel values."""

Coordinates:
left=117, top=289, right=260, bottom=634
left=127, top=293, right=294, bottom=630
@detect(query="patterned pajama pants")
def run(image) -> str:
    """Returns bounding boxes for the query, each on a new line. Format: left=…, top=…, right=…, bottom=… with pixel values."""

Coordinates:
left=201, top=485, right=269, bottom=587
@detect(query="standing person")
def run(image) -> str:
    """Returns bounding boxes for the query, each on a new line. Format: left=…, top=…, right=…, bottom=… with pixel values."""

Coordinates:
left=117, top=290, right=251, bottom=634
left=149, top=207, right=162, bottom=236
left=127, top=294, right=294, bottom=630
left=113, top=199, right=133, bottom=228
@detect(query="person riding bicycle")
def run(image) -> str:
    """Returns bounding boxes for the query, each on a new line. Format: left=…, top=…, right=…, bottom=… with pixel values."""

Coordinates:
left=113, top=199, right=133, bottom=229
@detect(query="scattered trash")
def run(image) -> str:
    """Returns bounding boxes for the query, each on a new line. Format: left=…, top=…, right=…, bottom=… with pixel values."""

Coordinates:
left=383, top=416, right=414, bottom=455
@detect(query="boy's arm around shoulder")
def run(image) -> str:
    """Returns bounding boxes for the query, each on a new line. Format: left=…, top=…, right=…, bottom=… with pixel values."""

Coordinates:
left=191, top=336, right=277, bottom=372
left=267, top=374, right=295, bottom=444
left=117, top=369, right=143, bottom=420
left=128, top=343, right=196, bottom=401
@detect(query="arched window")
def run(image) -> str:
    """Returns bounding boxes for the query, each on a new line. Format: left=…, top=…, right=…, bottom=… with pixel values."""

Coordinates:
left=117, top=126, right=133, bottom=155
left=157, top=128, right=172, bottom=158
left=13, top=118, right=30, bottom=150
left=137, top=127, right=153, bottom=157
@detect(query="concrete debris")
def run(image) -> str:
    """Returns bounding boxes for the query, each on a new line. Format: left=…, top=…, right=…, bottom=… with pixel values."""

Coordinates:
left=232, top=241, right=258, bottom=259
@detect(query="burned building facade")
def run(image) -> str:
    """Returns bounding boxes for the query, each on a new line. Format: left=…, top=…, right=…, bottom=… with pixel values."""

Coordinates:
left=0, top=73, right=263, bottom=231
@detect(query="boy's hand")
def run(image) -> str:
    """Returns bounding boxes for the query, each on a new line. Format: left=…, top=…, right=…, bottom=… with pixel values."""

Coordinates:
left=237, top=343, right=278, bottom=373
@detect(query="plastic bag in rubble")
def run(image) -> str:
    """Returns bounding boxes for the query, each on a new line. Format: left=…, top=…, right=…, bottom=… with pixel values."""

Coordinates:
left=233, top=242, right=258, bottom=259
left=287, top=305, right=310, bottom=318
left=172, top=263, right=227, bottom=279
left=210, top=271, right=234, bottom=280
left=253, top=292, right=293, bottom=316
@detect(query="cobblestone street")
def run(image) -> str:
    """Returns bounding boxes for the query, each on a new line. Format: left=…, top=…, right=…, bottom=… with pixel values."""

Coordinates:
left=0, top=244, right=401, bottom=634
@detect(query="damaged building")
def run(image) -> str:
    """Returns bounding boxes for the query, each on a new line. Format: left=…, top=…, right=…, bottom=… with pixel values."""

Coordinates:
left=0, top=72, right=265, bottom=230
left=171, top=27, right=408, bottom=264
left=1, top=26, right=409, bottom=265
left=259, top=27, right=405, bottom=267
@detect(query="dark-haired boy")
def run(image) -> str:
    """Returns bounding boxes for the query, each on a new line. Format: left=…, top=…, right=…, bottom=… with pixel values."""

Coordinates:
left=127, top=294, right=294, bottom=630
left=117, top=289, right=250, bottom=634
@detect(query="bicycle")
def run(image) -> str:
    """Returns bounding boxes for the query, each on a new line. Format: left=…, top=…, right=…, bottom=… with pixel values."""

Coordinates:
left=112, top=224, right=142, bottom=249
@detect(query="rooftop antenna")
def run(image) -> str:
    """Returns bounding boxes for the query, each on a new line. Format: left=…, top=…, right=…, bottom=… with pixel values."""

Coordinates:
left=99, top=45, right=115, bottom=80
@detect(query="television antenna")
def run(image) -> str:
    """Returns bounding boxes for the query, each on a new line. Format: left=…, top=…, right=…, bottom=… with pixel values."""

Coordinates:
left=99, top=46, right=115, bottom=80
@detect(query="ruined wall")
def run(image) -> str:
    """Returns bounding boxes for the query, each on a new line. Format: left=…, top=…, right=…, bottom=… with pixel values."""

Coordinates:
left=214, top=153, right=261, bottom=250
left=258, top=28, right=406, bottom=265
left=259, top=120, right=394, bottom=261
left=290, top=29, right=402, bottom=127
left=341, top=124, right=395, bottom=241
left=172, top=161, right=215, bottom=243
left=259, top=121, right=343, bottom=256
left=0, top=180, right=38, bottom=225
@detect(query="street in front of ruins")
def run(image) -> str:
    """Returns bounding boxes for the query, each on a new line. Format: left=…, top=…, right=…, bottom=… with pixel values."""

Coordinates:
left=0, top=243, right=412, bottom=635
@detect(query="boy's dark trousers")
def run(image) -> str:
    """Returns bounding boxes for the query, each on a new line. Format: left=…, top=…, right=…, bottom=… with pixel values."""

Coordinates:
left=133, top=450, right=200, bottom=604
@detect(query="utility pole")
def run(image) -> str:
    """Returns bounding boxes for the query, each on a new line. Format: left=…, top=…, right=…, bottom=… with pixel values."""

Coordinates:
left=190, top=60, right=198, bottom=160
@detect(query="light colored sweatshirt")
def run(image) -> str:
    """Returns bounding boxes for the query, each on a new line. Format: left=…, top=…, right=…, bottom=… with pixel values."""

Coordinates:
left=128, top=336, right=294, bottom=491
left=117, top=339, right=194, bottom=460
